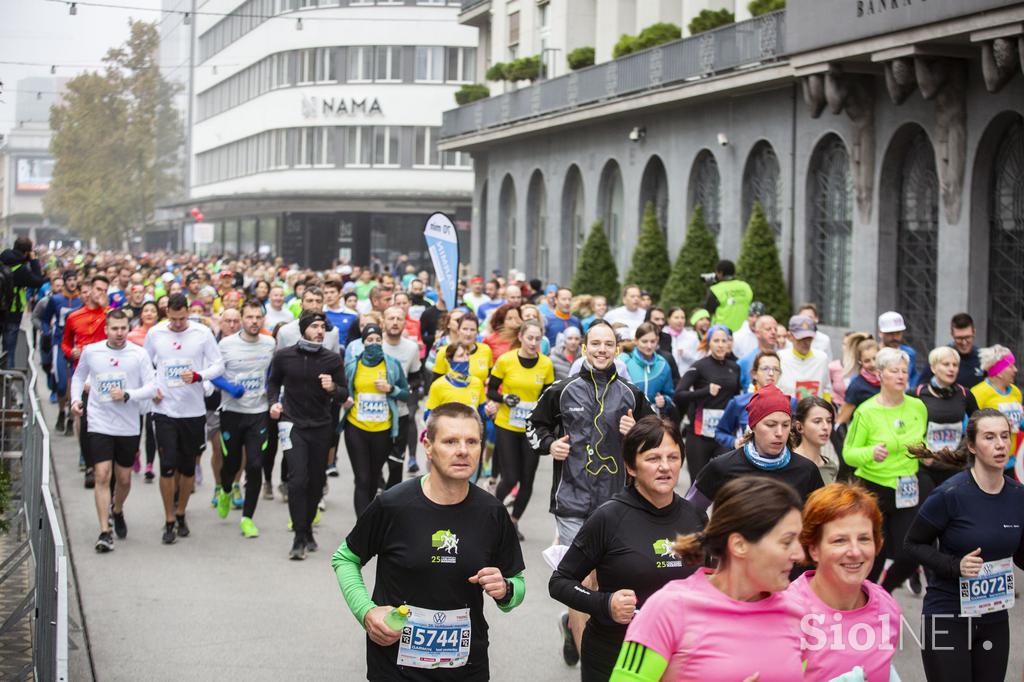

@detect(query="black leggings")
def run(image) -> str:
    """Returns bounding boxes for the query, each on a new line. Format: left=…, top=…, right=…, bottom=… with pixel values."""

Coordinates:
left=386, top=415, right=410, bottom=490
left=684, top=431, right=721, bottom=484
left=921, top=614, right=1009, bottom=682
left=219, top=411, right=267, bottom=518
left=344, top=421, right=392, bottom=517
left=79, top=398, right=91, bottom=467
left=494, top=426, right=538, bottom=519
left=145, top=413, right=157, bottom=465
left=262, top=415, right=288, bottom=485
left=283, top=423, right=331, bottom=538
left=859, top=476, right=931, bottom=591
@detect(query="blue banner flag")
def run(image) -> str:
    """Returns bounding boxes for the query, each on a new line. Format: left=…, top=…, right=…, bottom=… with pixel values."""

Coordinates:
left=423, top=212, right=459, bottom=310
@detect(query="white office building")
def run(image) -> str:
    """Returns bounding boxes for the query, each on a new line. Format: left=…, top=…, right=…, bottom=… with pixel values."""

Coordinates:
left=158, top=0, right=476, bottom=269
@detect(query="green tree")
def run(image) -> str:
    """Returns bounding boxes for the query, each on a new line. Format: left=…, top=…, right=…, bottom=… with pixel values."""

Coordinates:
left=688, top=9, right=735, bottom=35
left=625, top=202, right=671, bottom=301
left=485, top=62, right=508, bottom=81
left=748, top=0, right=785, bottom=16
left=47, top=20, right=183, bottom=246
left=737, top=202, right=791, bottom=320
left=454, top=84, right=490, bottom=105
left=634, top=22, right=682, bottom=50
left=571, top=219, right=620, bottom=302
left=660, top=206, right=719, bottom=312
left=566, top=46, right=595, bottom=70
left=612, top=34, right=638, bottom=58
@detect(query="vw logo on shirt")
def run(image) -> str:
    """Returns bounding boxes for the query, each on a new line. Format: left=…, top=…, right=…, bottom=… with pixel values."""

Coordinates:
left=433, top=612, right=447, bottom=625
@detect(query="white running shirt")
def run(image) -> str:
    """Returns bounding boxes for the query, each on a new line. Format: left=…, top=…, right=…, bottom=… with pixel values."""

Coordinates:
left=219, top=332, right=276, bottom=414
left=144, top=320, right=224, bottom=418
left=71, top=341, right=157, bottom=436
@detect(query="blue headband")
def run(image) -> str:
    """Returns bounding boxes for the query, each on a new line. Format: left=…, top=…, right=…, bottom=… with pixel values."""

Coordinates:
left=707, top=324, right=732, bottom=339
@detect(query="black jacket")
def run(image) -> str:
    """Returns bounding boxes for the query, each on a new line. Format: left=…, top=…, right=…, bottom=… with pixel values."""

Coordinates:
left=527, top=361, right=654, bottom=518
left=267, top=344, right=347, bottom=428
left=1, top=249, right=47, bottom=322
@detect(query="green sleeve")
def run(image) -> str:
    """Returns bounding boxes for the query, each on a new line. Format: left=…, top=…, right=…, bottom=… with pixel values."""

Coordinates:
left=495, top=571, right=525, bottom=613
left=842, top=405, right=874, bottom=469
left=609, top=641, right=669, bottom=681
left=331, top=541, right=377, bottom=627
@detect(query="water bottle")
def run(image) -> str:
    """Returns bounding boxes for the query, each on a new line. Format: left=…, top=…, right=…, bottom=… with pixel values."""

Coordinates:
left=384, top=604, right=410, bottom=632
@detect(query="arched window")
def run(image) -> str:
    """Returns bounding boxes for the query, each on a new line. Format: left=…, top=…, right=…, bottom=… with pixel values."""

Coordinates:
left=599, top=161, right=624, bottom=259
left=896, top=130, right=939, bottom=358
left=689, top=150, right=721, bottom=236
left=807, top=134, right=853, bottom=326
left=562, top=166, right=585, bottom=279
left=742, top=141, right=782, bottom=237
left=499, top=174, right=517, bottom=271
left=987, top=116, right=1024, bottom=353
left=639, top=156, right=669, bottom=234
left=527, top=171, right=548, bottom=280
left=478, top=180, right=488, bottom=271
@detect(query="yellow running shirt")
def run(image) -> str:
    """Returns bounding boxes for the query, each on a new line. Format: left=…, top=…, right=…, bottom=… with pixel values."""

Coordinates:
left=492, top=351, right=554, bottom=433
left=347, top=361, right=391, bottom=432
left=971, top=379, right=1024, bottom=455
left=425, top=375, right=487, bottom=412
left=434, top=342, right=493, bottom=385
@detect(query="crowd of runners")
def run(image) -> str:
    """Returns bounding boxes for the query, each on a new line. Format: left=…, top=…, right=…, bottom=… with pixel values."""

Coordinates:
left=3, top=233, right=1023, bottom=681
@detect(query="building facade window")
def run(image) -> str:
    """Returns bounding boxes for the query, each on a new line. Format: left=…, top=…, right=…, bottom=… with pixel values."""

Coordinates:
left=375, top=46, right=403, bottom=82
left=639, top=156, right=669, bottom=234
left=508, top=11, right=520, bottom=47
left=348, top=46, right=374, bottom=82
left=373, top=126, right=400, bottom=166
left=346, top=126, right=373, bottom=166
left=415, top=127, right=440, bottom=167
left=415, top=46, right=445, bottom=82
left=499, top=176, right=518, bottom=271
left=563, top=167, right=585, bottom=278
left=445, top=47, right=476, bottom=83
left=895, top=130, right=939, bottom=359
left=689, top=150, right=721, bottom=237
left=599, top=161, right=624, bottom=260
left=987, top=116, right=1024, bottom=356
left=528, top=172, right=548, bottom=281
left=742, top=141, right=782, bottom=238
left=807, top=134, right=853, bottom=327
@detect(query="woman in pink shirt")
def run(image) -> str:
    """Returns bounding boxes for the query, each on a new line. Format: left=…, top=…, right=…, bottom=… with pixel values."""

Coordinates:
left=610, top=477, right=806, bottom=682
left=789, top=483, right=902, bottom=681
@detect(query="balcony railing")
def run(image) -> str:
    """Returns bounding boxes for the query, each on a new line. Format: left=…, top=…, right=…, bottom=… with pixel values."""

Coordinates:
left=441, top=10, right=786, bottom=139
left=459, top=0, right=490, bottom=11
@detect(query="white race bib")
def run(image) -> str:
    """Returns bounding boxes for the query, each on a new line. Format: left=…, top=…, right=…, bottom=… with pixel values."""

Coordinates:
left=700, top=408, right=724, bottom=439
left=926, top=421, right=963, bottom=451
left=164, top=358, right=193, bottom=387
left=237, top=371, right=265, bottom=397
left=960, top=558, right=1015, bottom=617
left=508, top=400, right=537, bottom=430
left=278, top=421, right=294, bottom=451
left=357, top=392, right=389, bottom=423
left=996, top=402, right=1023, bottom=432
left=895, top=475, right=919, bottom=509
left=397, top=606, right=471, bottom=670
left=94, top=371, right=127, bottom=403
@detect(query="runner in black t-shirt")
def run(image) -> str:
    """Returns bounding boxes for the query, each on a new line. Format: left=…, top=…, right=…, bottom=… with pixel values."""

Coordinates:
left=332, top=402, right=526, bottom=681
left=686, top=385, right=824, bottom=513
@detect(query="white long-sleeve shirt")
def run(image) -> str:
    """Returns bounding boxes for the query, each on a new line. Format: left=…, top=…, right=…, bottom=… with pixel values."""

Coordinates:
left=219, top=332, right=276, bottom=414
left=778, top=347, right=833, bottom=401
left=144, top=321, right=224, bottom=418
left=71, top=341, right=157, bottom=436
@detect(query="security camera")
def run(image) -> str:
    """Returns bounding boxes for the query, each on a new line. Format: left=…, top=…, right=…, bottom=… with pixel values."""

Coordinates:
left=629, top=126, right=646, bottom=142
left=717, top=133, right=729, bottom=147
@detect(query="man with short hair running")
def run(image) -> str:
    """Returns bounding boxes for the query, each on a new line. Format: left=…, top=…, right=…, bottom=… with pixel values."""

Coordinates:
left=212, top=299, right=275, bottom=537
left=332, top=402, right=526, bottom=679
left=381, top=305, right=422, bottom=488
left=70, top=309, right=157, bottom=552
left=144, top=293, right=224, bottom=544
left=267, top=311, right=346, bottom=559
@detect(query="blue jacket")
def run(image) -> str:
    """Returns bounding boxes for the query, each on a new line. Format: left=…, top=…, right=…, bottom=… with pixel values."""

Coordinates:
left=621, top=349, right=675, bottom=410
left=342, top=353, right=410, bottom=439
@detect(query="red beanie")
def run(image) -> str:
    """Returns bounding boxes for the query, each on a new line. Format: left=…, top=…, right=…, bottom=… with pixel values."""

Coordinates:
left=745, top=385, right=792, bottom=429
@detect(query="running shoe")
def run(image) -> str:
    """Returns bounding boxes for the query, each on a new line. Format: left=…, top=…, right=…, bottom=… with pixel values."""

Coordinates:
left=289, top=537, right=306, bottom=561
left=131, top=453, right=141, bottom=473
left=407, top=460, right=420, bottom=474
left=240, top=517, right=259, bottom=538
left=210, top=485, right=221, bottom=507
left=908, top=570, right=922, bottom=596
left=305, top=534, right=318, bottom=553
left=559, top=612, right=579, bottom=666
left=326, top=464, right=339, bottom=477
left=111, top=511, right=127, bottom=539
left=313, top=508, right=321, bottom=526
left=278, top=483, right=288, bottom=503
left=261, top=481, right=274, bottom=500
left=78, top=454, right=86, bottom=472
left=217, top=489, right=231, bottom=519
left=84, top=468, right=95, bottom=489
left=161, top=522, right=177, bottom=545
left=144, top=463, right=154, bottom=482
left=95, top=531, right=114, bottom=553
left=175, top=515, right=190, bottom=538
left=49, top=391, right=58, bottom=404
left=231, top=482, right=244, bottom=509
left=55, top=411, right=66, bottom=434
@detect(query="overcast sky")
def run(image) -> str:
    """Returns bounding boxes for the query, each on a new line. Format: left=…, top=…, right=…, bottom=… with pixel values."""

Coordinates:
left=0, top=0, right=162, bottom=136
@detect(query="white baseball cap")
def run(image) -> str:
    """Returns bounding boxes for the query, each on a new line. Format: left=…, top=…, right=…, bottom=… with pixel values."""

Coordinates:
left=878, top=311, right=906, bottom=333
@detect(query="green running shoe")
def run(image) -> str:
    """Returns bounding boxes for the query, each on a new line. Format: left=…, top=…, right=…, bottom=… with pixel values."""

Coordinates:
left=239, top=517, right=259, bottom=538
left=231, top=483, right=244, bottom=510
left=210, top=485, right=221, bottom=508
left=217, top=489, right=231, bottom=519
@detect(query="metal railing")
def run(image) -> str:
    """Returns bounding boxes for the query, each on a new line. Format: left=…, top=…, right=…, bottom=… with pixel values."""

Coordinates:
left=0, top=331, right=68, bottom=681
left=441, top=10, right=787, bottom=139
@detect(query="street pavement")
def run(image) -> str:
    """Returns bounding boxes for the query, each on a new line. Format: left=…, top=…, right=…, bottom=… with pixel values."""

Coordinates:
left=42, top=377, right=1023, bottom=681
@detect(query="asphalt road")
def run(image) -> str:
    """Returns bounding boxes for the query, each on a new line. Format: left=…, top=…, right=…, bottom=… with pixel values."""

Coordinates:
left=43, top=384, right=1023, bottom=681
